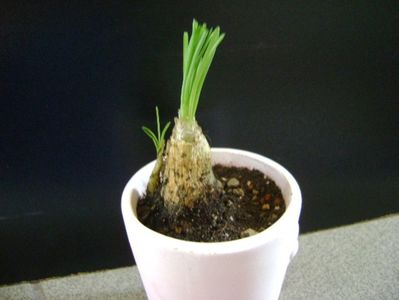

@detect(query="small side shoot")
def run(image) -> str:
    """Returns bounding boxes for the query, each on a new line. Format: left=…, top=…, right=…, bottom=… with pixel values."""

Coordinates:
left=142, top=106, right=171, bottom=157
left=142, top=106, right=170, bottom=195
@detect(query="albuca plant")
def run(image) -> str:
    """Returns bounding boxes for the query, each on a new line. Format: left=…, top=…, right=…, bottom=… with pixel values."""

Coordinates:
left=143, top=19, right=225, bottom=214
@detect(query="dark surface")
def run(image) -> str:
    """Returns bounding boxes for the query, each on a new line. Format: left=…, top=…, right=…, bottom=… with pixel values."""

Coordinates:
left=1, top=1, right=398, bottom=284
left=137, top=165, right=286, bottom=242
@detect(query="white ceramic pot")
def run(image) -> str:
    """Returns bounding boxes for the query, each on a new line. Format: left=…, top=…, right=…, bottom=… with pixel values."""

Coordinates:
left=122, top=148, right=301, bottom=300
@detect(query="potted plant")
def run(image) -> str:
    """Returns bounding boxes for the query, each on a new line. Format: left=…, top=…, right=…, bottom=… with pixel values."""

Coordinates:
left=122, top=19, right=301, bottom=300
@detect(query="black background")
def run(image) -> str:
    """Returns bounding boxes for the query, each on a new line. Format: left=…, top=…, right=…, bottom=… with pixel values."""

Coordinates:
left=1, top=1, right=398, bottom=284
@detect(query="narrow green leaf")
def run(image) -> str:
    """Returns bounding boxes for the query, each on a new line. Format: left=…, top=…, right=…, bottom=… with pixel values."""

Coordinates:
left=142, top=126, right=157, bottom=141
left=155, top=106, right=161, bottom=142
left=161, top=121, right=171, bottom=141
left=179, top=19, right=225, bottom=121
left=142, top=126, right=159, bottom=150
left=142, top=107, right=171, bottom=156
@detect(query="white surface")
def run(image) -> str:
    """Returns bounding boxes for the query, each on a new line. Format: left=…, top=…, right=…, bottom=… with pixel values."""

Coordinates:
left=280, top=214, right=399, bottom=300
left=1, top=214, right=398, bottom=299
left=121, top=148, right=302, bottom=300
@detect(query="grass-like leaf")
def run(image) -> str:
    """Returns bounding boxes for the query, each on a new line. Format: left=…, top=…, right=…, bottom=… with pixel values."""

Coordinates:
left=179, top=19, right=225, bottom=121
left=142, top=107, right=171, bottom=156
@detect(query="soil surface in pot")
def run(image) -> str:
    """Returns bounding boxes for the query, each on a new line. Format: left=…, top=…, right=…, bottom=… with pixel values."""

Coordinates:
left=137, top=165, right=286, bottom=242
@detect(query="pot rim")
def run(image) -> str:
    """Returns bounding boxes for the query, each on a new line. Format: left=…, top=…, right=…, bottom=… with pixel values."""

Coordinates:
left=122, top=148, right=301, bottom=255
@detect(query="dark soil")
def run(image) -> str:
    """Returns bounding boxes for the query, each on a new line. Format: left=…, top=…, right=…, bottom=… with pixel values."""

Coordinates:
left=137, top=164, right=286, bottom=242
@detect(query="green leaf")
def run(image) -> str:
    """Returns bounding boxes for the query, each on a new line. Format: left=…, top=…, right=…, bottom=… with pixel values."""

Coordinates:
left=179, top=19, right=225, bottom=121
left=161, top=121, right=171, bottom=141
left=142, top=126, right=158, bottom=150
left=142, top=108, right=170, bottom=156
